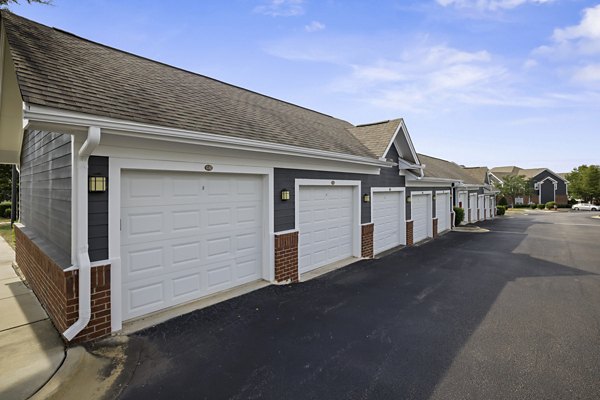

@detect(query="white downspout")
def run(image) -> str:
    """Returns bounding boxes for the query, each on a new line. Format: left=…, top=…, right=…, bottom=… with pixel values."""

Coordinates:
left=63, top=126, right=101, bottom=341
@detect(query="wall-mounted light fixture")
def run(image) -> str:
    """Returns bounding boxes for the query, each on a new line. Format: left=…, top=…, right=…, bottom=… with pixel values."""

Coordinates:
left=406, top=195, right=412, bottom=203
left=281, top=189, right=290, bottom=201
left=363, top=194, right=370, bottom=203
left=432, top=194, right=437, bottom=200
left=89, top=176, right=107, bottom=193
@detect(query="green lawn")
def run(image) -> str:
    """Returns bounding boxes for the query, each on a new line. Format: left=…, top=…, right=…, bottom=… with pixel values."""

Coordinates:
left=0, top=220, right=15, bottom=249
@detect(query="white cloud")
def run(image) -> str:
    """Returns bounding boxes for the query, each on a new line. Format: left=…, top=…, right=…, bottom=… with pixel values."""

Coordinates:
left=572, top=64, right=600, bottom=84
left=305, top=21, right=325, bottom=32
left=534, top=4, right=600, bottom=57
left=523, top=58, right=538, bottom=69
left=437, top=0, right=554, bottom=11
left=254, top=0, right=304, bottom=17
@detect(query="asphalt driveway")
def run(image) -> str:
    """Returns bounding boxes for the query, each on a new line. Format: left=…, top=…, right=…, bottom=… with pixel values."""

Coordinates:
left=114, top=211, right=600, bottom=400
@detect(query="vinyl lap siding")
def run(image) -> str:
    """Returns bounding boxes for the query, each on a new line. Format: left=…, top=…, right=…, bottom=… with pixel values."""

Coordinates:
left=88, top=156, right=108, bottom=262
left=274, top=147, right=405, bottom=232
left=20, top=130, right=71, bottom=259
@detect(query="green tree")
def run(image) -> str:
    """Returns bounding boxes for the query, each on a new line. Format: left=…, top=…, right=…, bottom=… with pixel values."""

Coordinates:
left=494, top=175, right=529, bottom=206
left=0, top=0, right=51, bottom=8
left=568, top=165, right=600, bottom=203
left=0, top=165, right=12, bottom=202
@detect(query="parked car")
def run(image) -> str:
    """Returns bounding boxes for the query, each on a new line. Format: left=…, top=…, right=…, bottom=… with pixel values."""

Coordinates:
left=571, top=203, right=599, bottom=211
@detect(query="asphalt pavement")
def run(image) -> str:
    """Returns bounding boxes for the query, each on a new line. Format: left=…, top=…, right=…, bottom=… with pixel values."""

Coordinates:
left=113, top=211, right=600, bottom=400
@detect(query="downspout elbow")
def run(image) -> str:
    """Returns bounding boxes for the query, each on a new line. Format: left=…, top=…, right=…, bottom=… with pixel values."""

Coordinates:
left=63, top=126, right=101, bottom=341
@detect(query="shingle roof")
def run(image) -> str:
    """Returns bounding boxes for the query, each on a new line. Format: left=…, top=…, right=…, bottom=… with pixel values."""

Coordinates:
left=347, top=119, right=401, bottom=158
left=417, top=154, right=481, bottom=184
left=1, top=11, right=376, bottom=158
left=491, top=166, right=554, bottom=180
left=462, top=167, right=490, bottom=185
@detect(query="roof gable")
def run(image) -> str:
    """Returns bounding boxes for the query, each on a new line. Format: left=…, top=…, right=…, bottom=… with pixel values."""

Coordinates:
left=1, top=11, right=376, bottom=159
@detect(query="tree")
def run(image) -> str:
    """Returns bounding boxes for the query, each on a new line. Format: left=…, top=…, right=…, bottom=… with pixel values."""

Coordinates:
left=495, top=175, right=529, bottom=206
left=567, top=165, right=600, bottom=203
left=0, top=164, right=11, bottom=202
left=0, top=0, right=51, bottom=8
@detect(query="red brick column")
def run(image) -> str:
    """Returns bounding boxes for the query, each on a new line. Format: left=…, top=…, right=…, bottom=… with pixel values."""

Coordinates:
left=406, top=220, right=414, bottom=246
left=432, top=218, right=438, bottom=238
left=361, top=223, right=374, bottom=258
left=274, top=231, right=299, bottom=283
left=14, top=225, right=111, bottom=343
left=555, top=194, right=568, bottom=205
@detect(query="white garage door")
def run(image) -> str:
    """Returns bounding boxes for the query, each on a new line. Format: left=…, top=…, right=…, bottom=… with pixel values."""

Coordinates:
left=373, top=191, right=403, bottom=254
left=121, top=170, right=264, bottom=321
left=458, top=192, right=468, bottom=210
left=484, top=196, right=490, bottom=220
left=436, top=192, right=451, bottom=232
left=469, top=193, right=477, bottom=223
left=298, top=186, right=354, bottom=274
left=412, top=194, right=430, bottom=243
left=478, top=195, right=485, bottom=221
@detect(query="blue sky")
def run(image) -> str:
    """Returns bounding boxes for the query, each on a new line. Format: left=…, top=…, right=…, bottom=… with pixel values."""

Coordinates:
left=10, top=0, right=600, bottom=172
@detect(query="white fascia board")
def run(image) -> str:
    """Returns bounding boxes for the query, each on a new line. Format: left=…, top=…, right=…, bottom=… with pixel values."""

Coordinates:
left=23, top=105, right=393, bottom=169
left=399, top=119, right=421, bottom=166
left=406, top=179, right=454, bottom=188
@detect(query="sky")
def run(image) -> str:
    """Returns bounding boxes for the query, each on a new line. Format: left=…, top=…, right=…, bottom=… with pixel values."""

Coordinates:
left=9, top=0, right=600, bottom=172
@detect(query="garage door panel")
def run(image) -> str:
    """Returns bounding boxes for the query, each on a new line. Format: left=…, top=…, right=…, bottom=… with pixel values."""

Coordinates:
left=436, top=193, right=450, bottom=232
left=373, top=192, right=403, bottom=254
left=121, top=170, right=264, bottom=321
left=298, top=186, right=354, bottom=273
left=412, top=194, right=430, bottom=243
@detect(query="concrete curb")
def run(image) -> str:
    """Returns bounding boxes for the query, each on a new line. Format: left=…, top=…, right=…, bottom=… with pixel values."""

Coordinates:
left=30, top=346, right=86, bottom=400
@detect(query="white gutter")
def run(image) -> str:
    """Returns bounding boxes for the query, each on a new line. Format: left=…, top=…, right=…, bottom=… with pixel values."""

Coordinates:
left=23, top=105, right=393, bottom=169
left=63, top=126, right=101, bottom=341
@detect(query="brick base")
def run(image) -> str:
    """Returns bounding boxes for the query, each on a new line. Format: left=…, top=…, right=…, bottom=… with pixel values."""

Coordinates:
left=477, top=210, right=480, bottom=221
left=15, top=226, right=111, bottom=343
left=432, top=218, right=438, bottom=238
left=274, top=231, right=299, bottom=283
left=361, top=223, right=374, bottom=258
left=406, top=220, right=414, bottom=246
left=555, top=194, right=568, bottom=205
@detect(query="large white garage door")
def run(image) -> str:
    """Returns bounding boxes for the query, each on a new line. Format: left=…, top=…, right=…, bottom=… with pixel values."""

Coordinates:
left=469, top=193, right=477, bottom=223
left=436, top=192, right=451, bottom=232
left=484, top=196, right=490, bottom=220
left=373, top=191, right=403, bottom=254
left=298, top=186, right=354, bottom=274
left=458, top=192, right=467, bottom=210
left=121, top=170, right=264, bottom=321
left=412, top=194, right=430, bottom=243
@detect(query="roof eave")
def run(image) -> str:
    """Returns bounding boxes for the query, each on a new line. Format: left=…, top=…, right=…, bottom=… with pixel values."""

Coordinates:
left=24, top=105, right=394, bottom=168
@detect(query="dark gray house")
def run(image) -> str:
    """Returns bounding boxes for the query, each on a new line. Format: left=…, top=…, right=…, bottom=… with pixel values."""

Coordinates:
left=0, top=12, right=425, bottom=342
left=490, top=166, right=569, bottom=205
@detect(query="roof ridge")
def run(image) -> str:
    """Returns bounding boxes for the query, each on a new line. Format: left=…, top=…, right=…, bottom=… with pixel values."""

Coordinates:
left=355, top=120, right=391, bottom=128
left=5, top=11, right=345, bottom=124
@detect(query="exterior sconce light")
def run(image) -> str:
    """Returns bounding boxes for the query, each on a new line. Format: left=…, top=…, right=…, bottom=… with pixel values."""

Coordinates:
left=281, top=189, right=290, bottom=201
left=432, top=194, right=437, bottom=200
left=406, top=195, right=411, bottom=203
left=363, top=194, right=370, bottom=203
left=89, top=176, right=107, bottom=192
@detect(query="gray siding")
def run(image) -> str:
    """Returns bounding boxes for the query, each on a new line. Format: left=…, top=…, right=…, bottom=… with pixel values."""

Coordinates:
left=20, top=130, right=72, bottom=259
left=405, top=187, right=439, bottom=221
left=88, top=156, right=108, bottom=262
left=533, top=170, right=567, bottom=197
left=274, top=146, right=405, bottom=232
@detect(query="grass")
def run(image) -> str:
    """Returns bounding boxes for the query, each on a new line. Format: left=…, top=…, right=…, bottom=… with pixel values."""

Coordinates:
left=0, top=219, right=15, bottom=249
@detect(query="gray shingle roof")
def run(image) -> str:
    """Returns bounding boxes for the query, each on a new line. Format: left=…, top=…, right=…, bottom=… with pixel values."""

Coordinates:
left=347, top=119, right=401, bottom=158
left=417, top=154, right=481, bottom=184
left=1, top=11, right=376, bottom=158
left=491, top=166, right=554, bottom=180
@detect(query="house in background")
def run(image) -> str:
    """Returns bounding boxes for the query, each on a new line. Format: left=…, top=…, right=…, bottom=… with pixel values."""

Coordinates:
left=413, top=155, right=497, bottom=226
left=0, top=12, right=427, bottom=342
left=490, top=166, right=568, bottom=205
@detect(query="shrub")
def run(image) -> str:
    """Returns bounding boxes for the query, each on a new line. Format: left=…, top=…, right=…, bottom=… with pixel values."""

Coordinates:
left=453, top=207, right=465, bottom=226
left=3, top=208, right=10, bottom=219
left=537, top=204, right=545, bottom=209
left=498, top=197, right=508, bottom=206
left=496, top=205, right=506, bottom=216
left=546, top=201, right=557, bottom=209
left=0, top=201, right=10, bottom=219
left=530, top=203, right=537, bottom=209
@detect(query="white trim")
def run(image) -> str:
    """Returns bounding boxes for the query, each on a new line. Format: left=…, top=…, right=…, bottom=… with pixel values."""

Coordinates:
left=274, top=229, right=299, bottom=236
left=294, top=179, right=362, bottom=261
left=108, top=158, right=274, bottom=333
left=435, top=189, right=451, bottom=195
left=23, top=105, right=392, bottom=168
left=538, top=176, right=557, bottom=203
left=410, top=191, right=433, bottom=239
left=370, top=186, right=407, bottom=253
